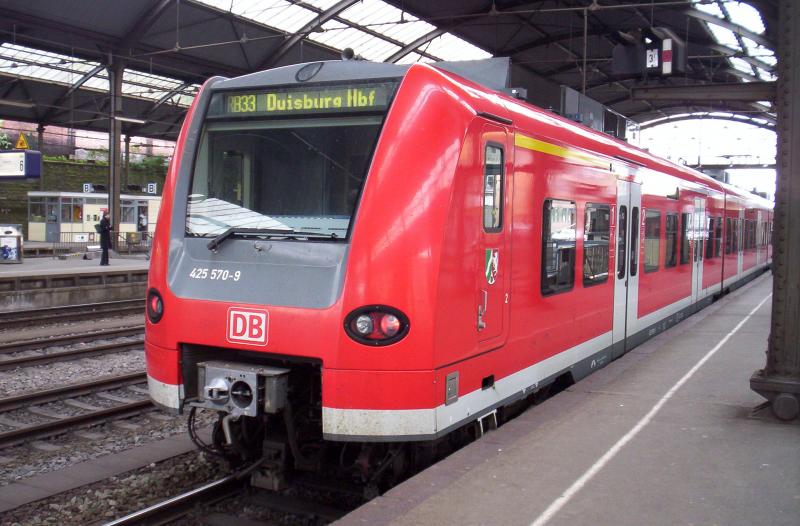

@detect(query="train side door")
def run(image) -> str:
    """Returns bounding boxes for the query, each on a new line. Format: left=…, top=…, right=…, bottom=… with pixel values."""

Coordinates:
left=476, top=125, right=509, bottom=347
left=691, top=197, right=706, bottom=302
left=612, top=180, right=642, bottom=358
left=737, top=208, right=745, bottom=275
left=756, top=210, right=763, bottom=266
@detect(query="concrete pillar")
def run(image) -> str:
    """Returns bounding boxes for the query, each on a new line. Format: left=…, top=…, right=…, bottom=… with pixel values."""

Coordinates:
left=751, top=0, right=800, bottom=421
left=37, top=123, right=45, bottom=191
left=107, top=61, right=124, bottom=249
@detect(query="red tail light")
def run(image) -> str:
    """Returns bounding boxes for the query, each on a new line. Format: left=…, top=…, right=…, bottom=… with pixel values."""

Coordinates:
left=147, top=288, right=164, bottom=323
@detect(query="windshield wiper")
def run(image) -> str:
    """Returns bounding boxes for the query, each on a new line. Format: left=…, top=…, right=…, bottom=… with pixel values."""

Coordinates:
left=207, top=227, right=338, bottom=251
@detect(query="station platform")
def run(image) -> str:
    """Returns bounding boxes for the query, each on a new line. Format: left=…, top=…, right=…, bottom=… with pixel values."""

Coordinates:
left=0, top=256, right=149, bottom=311
left=0, top=253, right=149, bottom=279
left=338, top=273, right=798, bottom=526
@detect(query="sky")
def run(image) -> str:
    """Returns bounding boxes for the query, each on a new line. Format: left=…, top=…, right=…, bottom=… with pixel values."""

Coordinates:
left=639, top=119, right=776, bottom=200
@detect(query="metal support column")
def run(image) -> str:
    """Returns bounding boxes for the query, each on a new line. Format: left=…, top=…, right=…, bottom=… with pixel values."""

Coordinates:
left=751, top=0, right=800, bottom=421
left=107, top=61, right=124, bottom=249
left=36, top=123, right=45, bottom=191
left=124, top=134, right=131, bottom=192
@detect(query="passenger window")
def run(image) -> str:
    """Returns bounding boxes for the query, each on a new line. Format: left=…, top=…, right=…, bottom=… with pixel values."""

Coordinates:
left=680, top=212, right=690, bottom=264
left=483, top=145, right=503, bottom=232
left=715, top=216, right=722, bottom=257
left=542, top=199, right=576, bottom=295
left=665, top=213, right=678, bottom=267
left=583, top=204, right=610, bottom=286
left=706, top=217, right=715, bottom=259
left=630, top=207, right=639, bottom=276
left=733, top=219, right=740, bottom=252
left=617, top=205, right=627, bottom=279
left=725, top=218, right=732, bottom=254
left=644, top=210, right=661, bottom=273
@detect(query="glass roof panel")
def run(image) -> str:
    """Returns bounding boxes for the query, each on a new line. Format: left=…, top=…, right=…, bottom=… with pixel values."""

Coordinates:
left=395, top=52, right=430, bottom=64
left=423, top=34, right=492, bottom=61
left=338, top=0, right=436, bottom=45
left=197, top=0, right=318, bottom=34
left=693, top=1, right=724, bottom=18
left=757, top=67, right=777, bottom=81
left=729, top=56, right=754, bottom=73
left=707, top=25, right=742, bottom=50
left=310, top=21, right=401, bottom=61
left=0, top=43, right=104, bottom=90
left=194, top=0, right=490, bottom=64
left=746, top=43, right=777, bottom=66
left=0, top=43, right=194, bottom=107
left=725, top=2, right=766, bottom=34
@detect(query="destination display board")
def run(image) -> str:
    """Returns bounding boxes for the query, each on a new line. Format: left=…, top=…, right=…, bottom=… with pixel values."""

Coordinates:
left=208, top=81, right=398, bottom=118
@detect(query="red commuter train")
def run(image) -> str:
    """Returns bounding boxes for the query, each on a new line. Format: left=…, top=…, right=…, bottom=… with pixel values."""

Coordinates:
left=145, top=58, right=772, bottom=483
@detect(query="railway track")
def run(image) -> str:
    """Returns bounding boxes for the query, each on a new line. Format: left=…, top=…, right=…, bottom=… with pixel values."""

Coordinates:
left=0, top=299, right=145, bottom=330
left=101, top=473, right=247, bottom=526
left=0, top=325, right=144, bottom=356
left=0, top=337, right=144, bottom=371
left=0, top=372, right=151, bottom=449
left=100, top=472, right=348, bottom=526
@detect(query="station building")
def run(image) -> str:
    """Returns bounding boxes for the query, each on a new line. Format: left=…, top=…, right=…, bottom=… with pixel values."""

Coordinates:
left=26, top=191, right=160, bottom=243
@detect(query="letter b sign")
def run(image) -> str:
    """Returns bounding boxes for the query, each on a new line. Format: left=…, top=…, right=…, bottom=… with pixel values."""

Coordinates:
left=227, top=308, right=268, bottom=346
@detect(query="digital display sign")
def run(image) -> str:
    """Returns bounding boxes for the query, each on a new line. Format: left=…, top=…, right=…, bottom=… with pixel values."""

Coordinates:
left=209, top=82, right=398, bottom=118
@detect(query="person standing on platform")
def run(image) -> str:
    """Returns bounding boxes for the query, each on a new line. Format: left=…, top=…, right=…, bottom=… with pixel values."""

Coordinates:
left=138, top=212, right=148, bottom=242
left=99, top=210, right=112, bottom=266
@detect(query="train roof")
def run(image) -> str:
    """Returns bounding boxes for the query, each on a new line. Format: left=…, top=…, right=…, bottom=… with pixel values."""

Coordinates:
left=418, top=62, right=774, bottom=211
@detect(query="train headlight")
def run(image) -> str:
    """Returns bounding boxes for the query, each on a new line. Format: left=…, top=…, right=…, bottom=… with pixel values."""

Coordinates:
left=345, top=306, right=409, bottom=346
left=355, top=314, right=373, bottom=335
left=147, top=288, right=164, bottom=323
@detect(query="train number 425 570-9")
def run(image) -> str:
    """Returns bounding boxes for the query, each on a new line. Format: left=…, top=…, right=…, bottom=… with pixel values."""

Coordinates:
left=189, top=267, right=242, bottom=281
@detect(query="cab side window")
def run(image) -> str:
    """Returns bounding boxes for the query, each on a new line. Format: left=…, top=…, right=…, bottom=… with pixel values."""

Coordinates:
left=542, top=199, right=576, bottom=295
left=483, top=145, right=503, bottom=232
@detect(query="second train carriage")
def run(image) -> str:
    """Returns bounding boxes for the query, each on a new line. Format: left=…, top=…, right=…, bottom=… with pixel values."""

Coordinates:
left=144, top=58, right=772, bottom=478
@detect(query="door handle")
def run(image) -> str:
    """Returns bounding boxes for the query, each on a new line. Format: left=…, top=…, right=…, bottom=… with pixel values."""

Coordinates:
left=477, top=289, right=487, bottom=330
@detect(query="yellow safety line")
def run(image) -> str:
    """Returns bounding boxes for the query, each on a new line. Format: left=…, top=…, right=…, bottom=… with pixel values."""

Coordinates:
left=514, top=133, right=610, bottom=169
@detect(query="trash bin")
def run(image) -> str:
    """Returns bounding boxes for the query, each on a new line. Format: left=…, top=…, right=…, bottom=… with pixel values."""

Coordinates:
left=0, top=224, right=23, bottom=264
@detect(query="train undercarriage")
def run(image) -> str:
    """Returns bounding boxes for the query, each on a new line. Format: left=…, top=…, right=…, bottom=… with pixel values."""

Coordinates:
left=182, top=346, right=558, bottom=495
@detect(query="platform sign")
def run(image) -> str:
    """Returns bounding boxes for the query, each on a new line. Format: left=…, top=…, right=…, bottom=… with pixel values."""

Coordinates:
left=146, top=182, right=157, bottom=195
left=83, top=183, right=94, bottom=193
left=0, top=150, right=42, bottom=180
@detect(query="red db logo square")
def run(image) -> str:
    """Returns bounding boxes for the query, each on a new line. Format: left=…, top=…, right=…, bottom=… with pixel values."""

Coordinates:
left=226, top=308, right=268, bottom=346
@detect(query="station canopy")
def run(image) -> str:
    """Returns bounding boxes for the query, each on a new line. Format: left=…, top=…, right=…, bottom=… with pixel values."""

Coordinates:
left=0, top=0, right=777, bottom=141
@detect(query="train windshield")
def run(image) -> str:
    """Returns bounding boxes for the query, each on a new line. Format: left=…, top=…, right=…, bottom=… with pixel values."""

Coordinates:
left=186, top=115, right=383, bottom=239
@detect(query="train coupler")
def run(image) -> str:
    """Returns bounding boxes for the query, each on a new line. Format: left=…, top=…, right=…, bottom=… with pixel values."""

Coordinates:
left=193, top=361, right=289, bottom=417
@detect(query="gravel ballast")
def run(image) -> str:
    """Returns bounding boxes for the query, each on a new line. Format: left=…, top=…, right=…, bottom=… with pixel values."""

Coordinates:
left=0, top=451, right=229, bottom=526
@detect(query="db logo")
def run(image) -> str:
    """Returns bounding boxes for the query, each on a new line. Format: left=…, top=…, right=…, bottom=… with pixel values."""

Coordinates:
left=226, top=308, right=268, bottom=346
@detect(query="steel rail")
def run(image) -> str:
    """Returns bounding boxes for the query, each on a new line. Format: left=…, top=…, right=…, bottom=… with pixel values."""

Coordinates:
left=0, top=326, right=145, bottom=355
left=101, top=473, right=247, bottom=526
left=0, top=399, right=153, bottom=449
left=0, top=299, right=144, bottom=329
left=0, top=371, right=146, bottom=412
left=0, top=338, right=144, bottom=371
